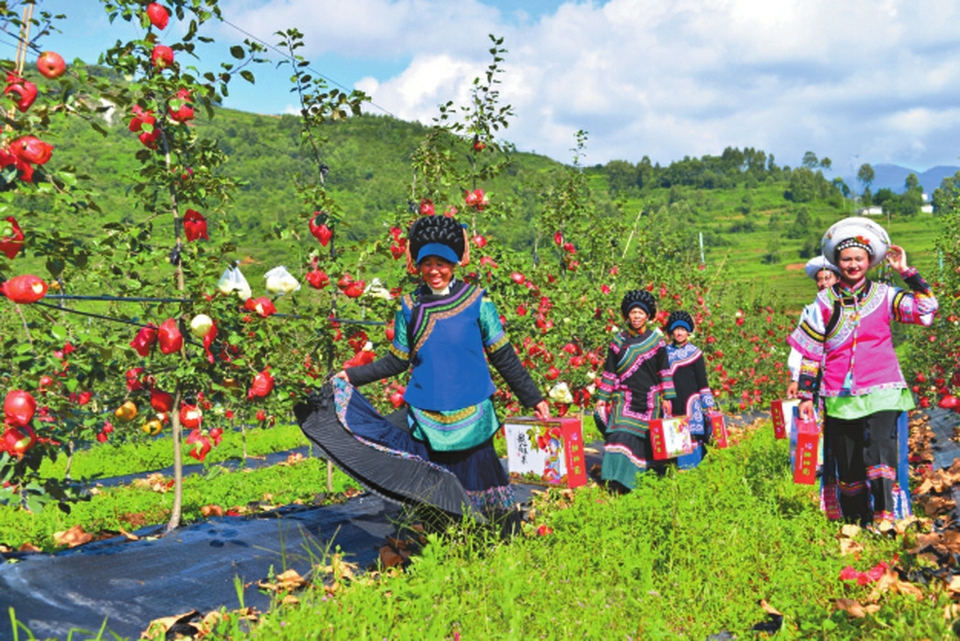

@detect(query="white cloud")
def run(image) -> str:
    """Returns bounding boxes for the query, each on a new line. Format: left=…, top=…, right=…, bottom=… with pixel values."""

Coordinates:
left=223, top=0, right=960, bottom=169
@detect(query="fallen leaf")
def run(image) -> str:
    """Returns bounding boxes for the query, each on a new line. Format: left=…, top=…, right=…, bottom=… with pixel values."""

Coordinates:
left=759, top=599, right=782, bottom=616
left=944, top=603, right=960, bottom=620
left=840, top=539, right=864, bottom=556
left=922, top=496, right=956, bottom=517
left=280, top=594, right=300, bottom=606
left=117, top=528, right=139, bottom=542
left=53, top=525, right=93, bottom=548
left=379, top=546, right=403, bottom=568
left=201, top=504, right=224, bottom=517
left=17, top=542, right=40, bottom=553
left=947, top=575, right=960, bottom=594
left=835, top=598, right=867, bottom=618
left=258, top=568, right=307, bottom=593
left=142, top=609, right=199, bottom=640
left=840, top=524, right=861, bottom=539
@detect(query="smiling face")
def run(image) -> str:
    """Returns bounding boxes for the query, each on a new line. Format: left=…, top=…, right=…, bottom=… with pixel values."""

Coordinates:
left=418, top=255, right=455, bottom=291
left=627, top=306, right=648, bottom=331
left=837, top=247, right=870, bottom=286
left=815, top=268, right=839, bottom=291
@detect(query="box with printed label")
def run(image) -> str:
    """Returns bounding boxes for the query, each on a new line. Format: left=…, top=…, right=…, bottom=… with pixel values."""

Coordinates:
left=771, top=399, right=800, bottom=440
left=792, top=416, right=821, bottom=485
left=649, top=416, right=694, bottom=460
left=504, top=417, right=586, bottom=488
left=708, top=411, right=728, bottom=449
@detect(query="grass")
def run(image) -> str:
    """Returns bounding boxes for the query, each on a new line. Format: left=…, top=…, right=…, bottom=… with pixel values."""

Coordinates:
left=39, top=423, right=310, bottom=481
left=0, top=455, right=360, bottom=551
left=207, top=425, right=949, bottom=640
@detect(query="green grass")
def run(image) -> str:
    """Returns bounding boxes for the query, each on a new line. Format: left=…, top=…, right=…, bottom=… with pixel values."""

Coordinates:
left=0, top=455, right=359, bottom=551
left=214, top=426, right=949, bottom=640
left=39, top=423, right=310, bottom=482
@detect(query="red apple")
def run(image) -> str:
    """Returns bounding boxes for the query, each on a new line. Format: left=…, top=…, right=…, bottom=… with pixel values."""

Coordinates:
left=36, top=51, right=66, bottom=79
left=146, top=3, right=170, bottom=30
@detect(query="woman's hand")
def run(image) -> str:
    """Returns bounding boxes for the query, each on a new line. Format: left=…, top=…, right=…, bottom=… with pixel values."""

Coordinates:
left=662, top=400, right=672, bottom=417
left=886, top=244, right=908, bottom=273
left=534, top=399, right=551, bottom=420
left=333, top=370, right=349, bottom=382
left=798, top=399, right=814, bottom=421
left=785, top=381, right=799, bottom=399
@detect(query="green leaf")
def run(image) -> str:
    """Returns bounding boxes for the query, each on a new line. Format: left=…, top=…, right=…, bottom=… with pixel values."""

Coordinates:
left=240, top=70, right=255, bottom=84
left=230, top=45, right=245, bottom=60
left=51, top=325, right=67, bottom=341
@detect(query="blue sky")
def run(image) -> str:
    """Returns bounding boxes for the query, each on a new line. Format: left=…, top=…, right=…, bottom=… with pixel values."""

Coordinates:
left=22, top=1, right=960, bottom=179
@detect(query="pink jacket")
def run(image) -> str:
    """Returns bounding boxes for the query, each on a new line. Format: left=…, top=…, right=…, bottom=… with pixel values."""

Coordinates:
left=787, top=269, right=936, bottom=398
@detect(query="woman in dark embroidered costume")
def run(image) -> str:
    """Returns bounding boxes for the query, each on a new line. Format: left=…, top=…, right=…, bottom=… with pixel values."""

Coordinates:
left=594, top=290, right=675, bottom=492
left=665, top=310, right=716, bottom=469
left=295, top=215, right=549, bottom=529
left=789, top=217, right=937, bottom=526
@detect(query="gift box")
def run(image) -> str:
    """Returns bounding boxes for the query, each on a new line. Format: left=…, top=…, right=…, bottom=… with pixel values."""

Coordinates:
left=649, top=416, right=694, bottom=460
left=771, top=399, right=799, bottom=439
left=504, top=417, right=586, bottom=488
left=792, top=416, right=821, bottom=485
left=708, top=411, right=728, bottom=449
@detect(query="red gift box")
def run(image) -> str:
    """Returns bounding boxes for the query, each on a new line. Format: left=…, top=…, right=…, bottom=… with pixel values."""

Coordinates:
left=792, top=416, right=820, bottom=485
left=504, top=417, right=587, bottom=488
left=649, top=416, right=694, bottom=460
left=771, top=399, right=799, bottom=439
left=709, top=411, right=728, bottom=449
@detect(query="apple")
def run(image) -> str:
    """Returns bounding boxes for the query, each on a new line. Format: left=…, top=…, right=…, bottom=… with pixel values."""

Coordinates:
left=146, top=3, right=170, bottom=30
left=36, top=51, right=66, bottom=79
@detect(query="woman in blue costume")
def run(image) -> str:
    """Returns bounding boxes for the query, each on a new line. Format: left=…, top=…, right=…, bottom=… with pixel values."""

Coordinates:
left=594, top=290, right=675, bottom=492
left=665, top=310, right=717, bottom=469
left=296, top=215, right=549, bottom=528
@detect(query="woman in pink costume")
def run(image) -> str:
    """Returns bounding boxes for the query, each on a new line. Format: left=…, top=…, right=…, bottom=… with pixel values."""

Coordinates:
left=789, top=217, right=937, bottom=525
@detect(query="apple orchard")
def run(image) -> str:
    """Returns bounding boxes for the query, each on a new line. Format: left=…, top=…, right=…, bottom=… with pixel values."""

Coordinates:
left=0, top=0, right=957, bottom=524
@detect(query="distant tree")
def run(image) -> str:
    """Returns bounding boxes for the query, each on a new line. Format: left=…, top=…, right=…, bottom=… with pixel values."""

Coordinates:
left=604, top=159, right=640, bottom=195
left=802, top=151, right=819, bottom=169
left=898, top=173, right=923, bottom=217
left=932, top=171, right=960, bottom=214
left=787, top=206, right=814, bottom=239
left=905, top=172, right=921, bottom=192
left=738, top=193, right=753, bottom=215
left=857, top=163, right=875, bottom=193
left=873, top=187, right=897, bottom=212
left=798, top=231, right=822, bottom=259
left=832, top=177, right=850, bottom=198
left=820, top=157, right=832, bottom=170
left=763, top=235, right=782, bottom=264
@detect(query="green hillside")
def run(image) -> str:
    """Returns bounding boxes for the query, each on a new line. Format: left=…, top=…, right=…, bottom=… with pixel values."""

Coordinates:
left=39, top=101, right=939, bottom=309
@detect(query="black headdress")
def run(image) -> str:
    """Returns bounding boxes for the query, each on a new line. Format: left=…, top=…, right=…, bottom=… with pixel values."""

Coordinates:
left=620, top=289, right=656, bottom=318
left=408, top=215, right=466, bottom=265
left=666, top=310, right=694, bottom=334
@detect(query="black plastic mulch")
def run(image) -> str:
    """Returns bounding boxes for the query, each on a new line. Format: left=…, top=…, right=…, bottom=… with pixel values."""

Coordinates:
left=0, top=496, right=400, bottom=639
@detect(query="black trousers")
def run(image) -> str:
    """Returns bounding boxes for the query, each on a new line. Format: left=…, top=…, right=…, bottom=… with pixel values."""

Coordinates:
left=825, top=410, right=900, bottom=524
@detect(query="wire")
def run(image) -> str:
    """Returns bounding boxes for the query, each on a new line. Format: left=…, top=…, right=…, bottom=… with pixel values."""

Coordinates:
left=45, top=294, right=193, bottom=303
left=220, top=18, right=398, bottom=120
left=32, top=300, right=154, bottom=328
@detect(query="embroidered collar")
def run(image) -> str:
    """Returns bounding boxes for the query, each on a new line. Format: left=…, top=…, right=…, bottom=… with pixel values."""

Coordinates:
left=832, top=279, right=873, bottom=305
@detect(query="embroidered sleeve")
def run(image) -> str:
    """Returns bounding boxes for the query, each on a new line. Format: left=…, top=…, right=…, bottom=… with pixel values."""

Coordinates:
left=693, top=354, right=716, bottom=409
left=657, top=342, right=676, bottom=400
left=389, top=308, right=410, bottom=362
left=478, top=297, right=510, bottom=353
left=890, top=270, right=938, bottom=326
left=797, top=356, right=820, bottom=400
left=596, top=341, right=620, bottom=402
left=787, top=299, right=826, bottom=361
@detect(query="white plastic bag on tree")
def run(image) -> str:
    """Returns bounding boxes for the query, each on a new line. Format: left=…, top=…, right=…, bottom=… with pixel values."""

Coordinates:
left=264, top=266, right=300, bottom=295
left=217, top=263, right=252, bottom=301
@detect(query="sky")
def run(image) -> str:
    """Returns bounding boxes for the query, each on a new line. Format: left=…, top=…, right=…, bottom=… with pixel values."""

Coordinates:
left=20, top=0, right=960, bottom=176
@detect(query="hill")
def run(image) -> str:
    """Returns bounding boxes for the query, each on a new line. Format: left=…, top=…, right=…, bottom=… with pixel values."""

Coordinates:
left=38, top=105, right=940, bottom=308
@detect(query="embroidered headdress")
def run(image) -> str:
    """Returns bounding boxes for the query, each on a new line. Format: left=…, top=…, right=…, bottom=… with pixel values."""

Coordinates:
left=821, top=217, right=890, bottom=269
left=620, top=289, right=656, bottom=319
left=803, top=255, right=841, bottom=280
